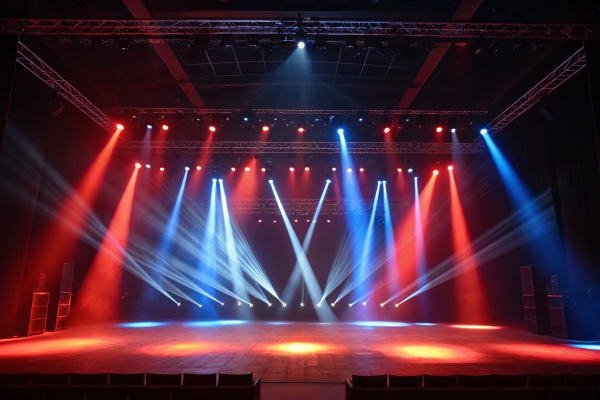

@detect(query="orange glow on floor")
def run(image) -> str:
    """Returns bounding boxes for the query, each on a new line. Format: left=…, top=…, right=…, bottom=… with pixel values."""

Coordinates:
left=449, top=171, right=489, bottom=324
left=267, top=342, right=334, bottom=354
left=451, top=325, right=501, bottom=330
left=138, top=342, right=211, bottom=356
left=493, top=343, right=600, bottom=363
left=71, top=167, right=139, bottom=325
left=0, top=338, right=110, bottom=356
left=380, top=344, right=481, bottom=363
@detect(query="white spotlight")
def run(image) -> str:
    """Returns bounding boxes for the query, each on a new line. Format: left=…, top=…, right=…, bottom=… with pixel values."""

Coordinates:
left=349, top=303, right=353, bottom=307
left=249, top=303, right=253, bottom=307
left=268, top=303, right=272, bottom=307
left=282, top=303, right=287, bottom=307
left=184, top=167, right=189, bottom=171
left=146, top=124, right=152, bottom=129
left=317, top=303, right=322, bottom=307
left=268, top=179, right=273, bottom=184
left=238, top=301, right=242, bottom=306
left=199, top=305, right=202, bottom=308
left=362, top=302, right=367, bottom=306
left=331, top=303, right=335, bottom=307
left=395, top=304, right=399, bottom=308
left=218, top=178, right=223, bottom=183
left=380, top=303, right=384, bottom=307
left=337, top=128, right=344, bottom=135
left=480, top=128, right=488, bottom=135
left=177, top=303, right=181, bottom=306
left=300, top=303, right=304, bottom=307
left=297, top=41, right=305, bottom=49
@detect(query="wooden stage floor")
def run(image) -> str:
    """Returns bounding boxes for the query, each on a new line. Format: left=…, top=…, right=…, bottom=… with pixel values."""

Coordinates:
left=0, top=321, right=598, bottom=382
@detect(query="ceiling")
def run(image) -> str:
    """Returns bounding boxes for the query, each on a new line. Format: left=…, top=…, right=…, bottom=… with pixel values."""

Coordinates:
left=3, top=0, right=599, bottom=143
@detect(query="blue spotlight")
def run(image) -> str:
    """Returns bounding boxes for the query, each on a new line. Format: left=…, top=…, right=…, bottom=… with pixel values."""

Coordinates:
left=326, top=179, right=331, bottom=183
left=218, top=178, right=223, bottom=183
left=451, top=128, right=456, bottom=133
left=337, top=128, right=344, bottom=135
left=212, top=178, right=217, bottom=182
left=480, top=128, right=488, bottom=135
left=185, top=167, right=190, bottom=171
left=268, top=179, right=273, bottom=184
left=243, top=117, right=248, bottom=122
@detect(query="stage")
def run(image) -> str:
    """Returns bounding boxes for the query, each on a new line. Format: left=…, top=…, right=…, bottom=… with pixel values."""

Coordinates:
left=0, top=321, right=598, bottom=382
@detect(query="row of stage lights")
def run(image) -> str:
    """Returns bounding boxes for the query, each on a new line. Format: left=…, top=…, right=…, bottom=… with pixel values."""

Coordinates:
left=175, top=300, right=421, bottom=308
left=116, top=124, right=490, bottom=135
left=134, top=162, right=454, bottom=175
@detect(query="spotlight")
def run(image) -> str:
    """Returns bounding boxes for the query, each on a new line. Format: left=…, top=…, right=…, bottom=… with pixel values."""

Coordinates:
left=268, top=179, right=273, bottom=183
left=348, top=303, right=352, bottom=307
left=162, top=124, right=169, bottom=130
left=435, top=126, right=443, bottom=133
left=380, top=303, right=384, bottom=307
left=116, top=123, right=124, bottom=130
left=258, top=219, right=262, bottom=223
left=297, top=127, right=305, bottom=133
left=261, top=167, right=266, bottom=172
left=243, top=117, right=249, bottom=122
left=300, top=303, right=304, bottom=307
left=433, top=170, right=439, bottom=175
left=145, top=164, right=151, bottom=168
left=160, top=167, right=165, bottom=171
left=289, top=167, right=295, bottom=171
left=238, top=301, right=242, bottom=306
left=262, top=125, right=270, bottom=132
left=231, top=167, right=236, bottom=171
left=480, top=128, right=488, bottom=135
left=296, top=30, right=307, bottom=48
left=331, top=303, right=335, bottom=307
left=282, top=303, right=287, bottom=307
left=326, top=179, right=331, bottom=183
left=294, top=219, right=298, bottom=222
left=245, top=167, right=250, bottom=171
left=218, top=178, right=223, bottom=183
left=199, top=305, right=202, bottom=308
left=185, top=167, right=190, bottom=171
left=273, top=220, right=276, bottom=223
left=317, top=303, right=322, bottom=307
left=305, top=166, right=310, bottom=171
left=395, top=304, right=399, bottom=308
left=383, top=127, right=391, bottom=133
left=362, top=302, right=367, bottom=306
left=451, top=128, right=456, bottom=133
left=408, top=168, right=413, bottom=173
left=196, top=166, right=201, bottom=170
left=359, top=167, right=364, bottom=172
left=337, top=128, right=344, bottom=135
left=135, top=163, right=141, bottom=168
left=146, top=124, right=153, bottom=129
left=212, top=178, right=217, bottom=182
left=331, top=167, right=337, bottom=172
left=209, top=125, right=216, bottom=132
left=347, top=168, right=352, bottom=172
left=397, top=168, right=402, bottom=172
left=448, top=165, right=454, bottom=171
left=249, top=303, right=253, bottom=307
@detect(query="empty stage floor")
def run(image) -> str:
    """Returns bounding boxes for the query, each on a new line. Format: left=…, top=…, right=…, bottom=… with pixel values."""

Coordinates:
left=0, top=321, right=599, bottom=382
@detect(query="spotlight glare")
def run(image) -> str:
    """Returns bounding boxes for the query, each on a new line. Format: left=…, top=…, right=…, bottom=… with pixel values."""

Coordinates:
left=258, top=219, right=262, bottom=223
left=297, top=41, right=305, bottom=49
left=300, top=303, right=304, bottom=306
left=135, top=163, right=141, bottom=168
left=326, top=179, right=331, bottom=183
left=327, top=220, right=331, bottom=223
left=116, top=123, right=124, bottom=130
left=249, top=303, right=253, bottom=307
left=451, top=128, right=456, bottom=133
left=362, top=302, right=367, bottom=306
left=177, top=303, right=181, bottom=306
left=268, top=303, right=272, bottom=307
left=348, top=303, right=352, bottom=307
left=245, top=167, right=250, bottom=171
left=408, top=168, right=413, bottom=173
left=448, top=165, right=454, bottom=171
left=231, top=167, right=236, bottom=171
left=262, top=125, right=270, bottom=132
left=380, top=303, right=384, bottom=307
left=212, top=178, right=217, bottom=182
left=145, top=164, right=151, bottom=168
left=282, top=303, right=287, bottom=307
left=162, top=124, right=169, bottom=130
left=480, top=128, right=488, bottom=135
left=238, top=301, right=241, bottom=306
left=347, top=168, right=352, bottom=172
left=337, top=128, right=344, bottom=135
left=159, top=167, right=165, bottom=171
left=146, top=124, right=152, bottom=129
left=289, top=167, right=295, bottom=171
left=196, top=166, right=201, bottom=170
left=331, top=303, right=335, bottom=307
left=209, top=125, right=216, bottom=132
left=184, top=167, right=190, bottom=171
left=218, top=178, right=223, bottom=183
left=383, top=127, right=391, bottom=133
left=433, top=170, right=439, bottom=175
left=268, top=179, right=273, bottom=183
left=331, top=167, right=337, bottom=172
left=317, top=303, right=321, bottom=307
left=435, top=126, right=443, bottom=133
left=395, top=304, right=399, bottom=308
left=294, top=219, right=298, bottom=222
left=297, top=127, right=305, bottom=133
left=397, top=168, right=402, bottom=172
left=199, top=305, right=202, bottom=308
left=261, top=167, right=266, bottom=172
left=305, top=166, right=310, bottom=171
left=273, top=220, right=276, bottom=223
left=359, top=167, right=364, bottom=172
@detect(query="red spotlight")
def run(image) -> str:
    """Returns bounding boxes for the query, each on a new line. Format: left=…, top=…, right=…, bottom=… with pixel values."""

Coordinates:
left=208, top=125, right=216, bottom=132
left=196, top=166, right=201, bottom=170
left=161, top=124, right=169, bottom=131
left=135, top=163, right=141, bottom=169
left=397, top=168, right=403, bottom=172
left=258, top=219, right=262, bottom=223
left=433, top=170, right=439, bottom=175
left=435, top=126, right=443, bottom=133
left=160, top=167, right=165, bottom=171
left=231, top=167, right=236, bottom=171
left=261, top=167, right=266, bottom=172
left=262, top=125, right=270, bottom=132
left=116, top=123, right=124, bottom=131
left=448, top=165, right=454, bottom=171
left=383, top=127, right=391, bottom=133
left=359, top=167, right=364, bottom=172
left=245, top=167, right=250, bottom=172
left=289, top=167, right=295, bottom=172
left=304, top=166, right=310, bottom=171
left=331, top=167, right=337, bottom=171
left=297, top=127, right=305, bottom=133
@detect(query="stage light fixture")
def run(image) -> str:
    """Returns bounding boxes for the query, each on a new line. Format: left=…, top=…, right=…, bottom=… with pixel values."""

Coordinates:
left=238, top=301, right=242, bottom=306
left=177, top=302, right=181, bottom=306
left=395, top=304, right=399, bottom=308
left=218, top=178, right=223, bottom=183
left=116, top=123, right=124, bottom=130
left=327, top=220, right=331, bottom=223
left=337, top=128, right=344, bottom=135
left=185, top=167, right=190, bottom=171
left=162, top=124, right=169, bottom=130
left=268, top=303, right=272, bottom=307
left=347, top=168, right=352, bottom=172
left=135, top=163, right=141, bottom=168
left=289, top=166, right=295, bottom=171
left=433, top=170, right=439, bottom=175
left=383, top=127, right=391, bottom=133
left=326, top=179, right=331, bottom=183
left=262, top=125, right=270, bottom=132
left=268, top=179, right=273, bottom=183
left=435, top=126, right=443, bottom=133
left=408, top=168, right=413, bottom=173
left=245, top=167, right=250, bottom=171
left=294, top=219, right=298, bottom=222
left=297, top=127, right=305, bottom=133
left=451, top=128, right=456, bottom=133
left=317, top=302, right=322, bottom=307
left=145, top=164, right=151, bottom=168
left=332, top=167, right=337, bottom=172
left=305, top=166, right=310, bottom=171
left=258, top=219, right=262, bottom=223
left=209, top=125, right=216, bottom=132
left=397, top=168, right=402, bottom=172
left=249, top=303, right=253, bottom=307
left=331, top=303, right=335, bottom=307
left=362, top=302, right=367, bottom=306
left=448, top=165, right=454, bottom=171
left=282, top=303, right=287, bottom=307
left=349, top=303, right=352, bottom=307
left=160, top=167, right=165, bottom=171
left=261, top=167, right=266, bottom=172
left=231, top=167, right=236, bottom=171
left=273, top=220, right=276, bottom=223
left=300, top=302, right=304, bottom=306
left=212, top=178, right=217, bottom=182
left=480, top=128, right=488, bottom=135
left=296, top=30, right=307, bottom=48
left=359, top=167, right=364, bottom=172
left=147, top=124, right=153, bottom=129
left=196, top=166, right=201, bottom=170
left=380, top=303, right=384, bottom=307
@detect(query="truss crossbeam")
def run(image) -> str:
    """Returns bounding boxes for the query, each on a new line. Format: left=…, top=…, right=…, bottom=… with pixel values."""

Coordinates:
left=15, top=42, right=113, bottom=132
left=486, top=46, right=586, bottom=136
left=194, top=197, right=410, bottom=215
left=115, top=140, right=483, bottom=154
left=105, top=107, right=487, bottom=116
left=2, top=19, right=599, bottom=40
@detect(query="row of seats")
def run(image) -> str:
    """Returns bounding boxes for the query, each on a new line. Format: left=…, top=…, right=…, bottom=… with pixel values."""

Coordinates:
left=345, top=374, right=600, bottom=400
left=0, top=373, right=252, bottom=387
left=0, top=384, right=256, bottom=400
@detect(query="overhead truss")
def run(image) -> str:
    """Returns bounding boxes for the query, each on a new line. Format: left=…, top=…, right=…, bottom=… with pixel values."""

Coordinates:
left=15, top=42, right=113, bottom=132
left=194, top=197, right=411, bottom=215
left=105, top=108, right=487, bottom=116
left=486, top=46, right=586, bottom=136
left=115, top=140, right=483, bottom=154
left=1, top=19, right=599, bottom=40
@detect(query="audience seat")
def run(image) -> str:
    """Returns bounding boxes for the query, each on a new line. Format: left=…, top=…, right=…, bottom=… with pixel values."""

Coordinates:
left=109, top=373, right=145, bottom=385
left=389, top=374, right=423, bottom=387
left=182, top=373, right=217, bottom=386
left=492, top=374, right=528, bottom=387
left=0, top=373, right=31, bottom=385
left=70, top=373, right=109, bottom=385
left=128, top=385, right=171, bottom=400
left=45, top=385, right=85, bottom=400
left=171, top=386, right=213, bottom=400
left=145, top=373, right=182, bottom=385
left=529, top=374, right=565, bottom=387
left=565, top=374, right=600, bottom=388
left=423, top=374, right=458, bottom=387
left=457, top=374, right=493, bottom=387
left=84, top=385, right=127, bottom=400
left=31, top=373, right=70, bottom=385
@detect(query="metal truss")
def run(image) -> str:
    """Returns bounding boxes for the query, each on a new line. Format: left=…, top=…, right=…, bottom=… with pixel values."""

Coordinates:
left=15, top=42, right=113, bottom=132
left=105, top=107, right=487, bottom=116
left=115, top=140, right=483, bottom=154
left=485, top=46, right=586, bottom=136
left=193, top=197, right=411, bottom=215
left=2, top=19, right=599, bottom=40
